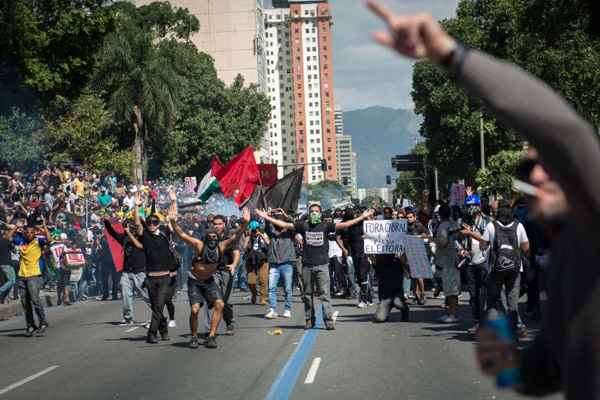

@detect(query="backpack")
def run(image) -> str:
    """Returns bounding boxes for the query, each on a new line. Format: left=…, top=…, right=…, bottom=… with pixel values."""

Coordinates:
left=491, top=221, right=520, bottom=273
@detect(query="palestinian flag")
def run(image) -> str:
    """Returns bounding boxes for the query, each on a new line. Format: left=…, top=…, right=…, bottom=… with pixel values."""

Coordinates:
left=197, top=147, right=260, bottom=206
left=197, top=157, right=224, bottom=202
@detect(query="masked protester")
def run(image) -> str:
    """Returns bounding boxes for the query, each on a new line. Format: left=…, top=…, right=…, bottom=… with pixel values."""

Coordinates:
left=256, top=205, right=374, bottom=330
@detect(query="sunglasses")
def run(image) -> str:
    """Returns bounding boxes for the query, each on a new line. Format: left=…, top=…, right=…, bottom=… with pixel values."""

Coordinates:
left=147, top=219, right=160, bottom=226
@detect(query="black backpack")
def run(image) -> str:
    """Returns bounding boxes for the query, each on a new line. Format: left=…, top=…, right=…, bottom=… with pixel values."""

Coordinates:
left=491, top=221, right=521, bottom=273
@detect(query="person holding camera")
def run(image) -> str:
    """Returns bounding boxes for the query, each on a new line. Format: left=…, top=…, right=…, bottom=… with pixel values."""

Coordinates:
left=457, top=206, right=490, bottom=334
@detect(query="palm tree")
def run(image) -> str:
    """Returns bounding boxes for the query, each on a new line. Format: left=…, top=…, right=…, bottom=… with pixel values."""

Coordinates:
left=94, top=24, right=180, bottom=183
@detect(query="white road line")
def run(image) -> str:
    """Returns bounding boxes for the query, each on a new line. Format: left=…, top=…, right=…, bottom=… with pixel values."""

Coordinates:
left=0, top=366, right=60, bottom=396
left=125, top=327, right=139, bottom=333
left=304, top=357, right=321, bottom=384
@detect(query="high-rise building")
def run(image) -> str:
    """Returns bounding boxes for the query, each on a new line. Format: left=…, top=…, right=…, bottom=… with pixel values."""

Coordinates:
left=134, top=0, right=270, bottom=161
left=334, top=105, right=344, bottom=134
left=264, top=0, right=337, bottom=183
left=134, top=0, right=267, bottom=87
left=336, top=134, right=357, bottom=196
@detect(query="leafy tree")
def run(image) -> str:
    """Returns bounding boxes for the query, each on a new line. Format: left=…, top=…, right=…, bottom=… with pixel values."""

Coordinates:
left=476, top=149, right=523, bottom=197
left=160, top=73, right=270, bottom=178
left=43, top=92, right=134, bottom=176
left=93, top=3, right=199, bottom=183
left=0, top=0, right=117, bottom=108
left=412, top=0, right=600, bottom=186
left=0, top=109, right=45, bottom=171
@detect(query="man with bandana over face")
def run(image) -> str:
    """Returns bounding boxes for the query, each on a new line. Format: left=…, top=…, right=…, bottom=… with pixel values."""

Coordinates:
left=167, top=194, right=250, bottom=349
left=256, top=204, right=374, bottom=330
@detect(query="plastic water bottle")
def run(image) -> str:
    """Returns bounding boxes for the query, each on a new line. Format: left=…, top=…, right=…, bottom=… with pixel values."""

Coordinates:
left=485, top=315, right=520, bottom=388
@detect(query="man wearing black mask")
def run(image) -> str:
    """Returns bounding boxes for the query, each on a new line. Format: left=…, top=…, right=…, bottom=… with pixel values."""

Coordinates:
left=168, top=195, right=249, bottom=349
left=256, top=205, right=374, bottom=330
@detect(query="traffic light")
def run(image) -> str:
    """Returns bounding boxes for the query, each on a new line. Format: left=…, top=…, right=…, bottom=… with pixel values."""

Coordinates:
left=320, top=159, right=327, bottom=172
left=391, top=154, right=424, bottom=171
left=386, top=175, right=392, bottom=185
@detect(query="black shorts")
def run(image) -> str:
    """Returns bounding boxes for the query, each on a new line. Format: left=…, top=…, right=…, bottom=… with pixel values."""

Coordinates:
left=187, top=277, right=222, bottom=308
left=58, top=268, right=71, bottom=288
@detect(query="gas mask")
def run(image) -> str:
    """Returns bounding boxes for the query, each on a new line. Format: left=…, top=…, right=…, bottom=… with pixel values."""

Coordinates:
left=206, top=238, right=218, bottom=249
left=309, top=211, right=322, bottom=225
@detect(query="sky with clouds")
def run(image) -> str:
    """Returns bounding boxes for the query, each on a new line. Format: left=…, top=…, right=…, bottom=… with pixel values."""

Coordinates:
left=329, top=0, right=460, bottom=112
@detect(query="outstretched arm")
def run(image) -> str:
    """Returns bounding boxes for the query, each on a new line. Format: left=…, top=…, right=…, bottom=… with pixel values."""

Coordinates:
left=367, top=0, right=600, bottom=217
left=255, top=209, right=294, bottom=231
left=220, top=208, right=251, bottom=251
left=335, top=209, right=374, bottom=231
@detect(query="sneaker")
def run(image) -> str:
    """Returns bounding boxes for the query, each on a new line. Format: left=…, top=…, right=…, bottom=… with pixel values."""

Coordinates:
left=467, top=323, right=480, bottom=336
left=325, top=320, right=335, bottom=330
left=225, top=324, right=235, bottom=336
left=332, top=310, right=339, bottom=323
left=168, top=320, right=177, bottom=328
left=189, top=336, right=199, bottom=349
left=197, top=332, right=208, bottom=346
left=34, top=324, right=48, bottom=337
left=205, top=335, right=218, bottom=349
left=432, top=288, right=441, bottom=298
left=25, top=326, right=36, bottom=337
left=160, top=332, right=170, bottom=341
left=367, top=301, right=375, bottom=307
left=265, top=309, right=278, bottom=319
left=146, top=335, right=159, bottom=344
left=438, top=315, right=459, bottom=324
left=118, top=319, right=134, bottom=326
left=282, top=310, right=292, bottom=319
left=357, top=301, right=367, bottom=309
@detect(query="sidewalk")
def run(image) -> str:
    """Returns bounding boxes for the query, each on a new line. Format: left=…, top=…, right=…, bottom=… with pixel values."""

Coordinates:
left=0, top=289, right=59, bottom=321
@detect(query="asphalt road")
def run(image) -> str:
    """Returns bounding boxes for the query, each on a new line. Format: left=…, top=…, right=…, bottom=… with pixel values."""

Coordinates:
left=0, top=289, right=562, bottom=400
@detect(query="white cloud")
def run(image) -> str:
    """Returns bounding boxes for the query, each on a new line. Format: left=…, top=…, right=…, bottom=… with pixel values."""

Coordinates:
left=330, top=0, right=460, bottom=111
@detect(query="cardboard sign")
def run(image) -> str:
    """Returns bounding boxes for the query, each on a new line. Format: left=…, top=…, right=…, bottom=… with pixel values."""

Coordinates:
left=364, top=220, right=432, bottom=278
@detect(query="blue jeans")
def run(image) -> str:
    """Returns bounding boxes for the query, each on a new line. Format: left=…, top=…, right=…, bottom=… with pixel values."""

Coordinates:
left=0, top=265, right=16, bottom=302
left=121, top=272, right=150, bottom=321
left=269, top=263, right=293, bottom=311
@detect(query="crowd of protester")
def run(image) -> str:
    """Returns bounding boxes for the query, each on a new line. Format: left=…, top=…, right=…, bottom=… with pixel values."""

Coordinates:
left=0, top=162, right=549, bottom=352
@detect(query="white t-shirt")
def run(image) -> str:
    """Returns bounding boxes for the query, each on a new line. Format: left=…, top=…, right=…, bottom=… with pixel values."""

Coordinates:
left=483, top=221, right=529, bottom=271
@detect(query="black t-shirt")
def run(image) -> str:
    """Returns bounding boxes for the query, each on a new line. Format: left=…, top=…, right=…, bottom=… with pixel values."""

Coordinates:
left=343, top=223, right=365, bottom=258
left=407, top=221, right=429, bottom=236
left=294, top=221, right=335, bottom=267
left=141, top=230, right=172, bottom=273
left=0, top=237, right=12, bottom=265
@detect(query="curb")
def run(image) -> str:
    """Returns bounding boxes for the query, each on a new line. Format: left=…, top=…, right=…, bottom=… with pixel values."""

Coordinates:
left=0, top=291, right=59, bottom=321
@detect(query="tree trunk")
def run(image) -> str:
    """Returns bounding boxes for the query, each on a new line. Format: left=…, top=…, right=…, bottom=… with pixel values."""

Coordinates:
left=132, top=105, right=147, bottom=185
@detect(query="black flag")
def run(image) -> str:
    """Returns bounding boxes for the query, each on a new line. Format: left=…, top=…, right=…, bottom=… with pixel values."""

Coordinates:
left=264, top=167, right=304, bottom=213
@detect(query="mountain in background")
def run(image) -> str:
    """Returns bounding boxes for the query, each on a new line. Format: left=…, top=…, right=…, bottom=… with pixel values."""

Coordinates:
left=343, top=106, right=421, bottom=188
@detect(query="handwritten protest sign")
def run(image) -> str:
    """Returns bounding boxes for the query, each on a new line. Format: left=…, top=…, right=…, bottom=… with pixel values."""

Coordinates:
left=364, top=220, right=432, bottom=278
left=363, top=220, right=407, bottom=254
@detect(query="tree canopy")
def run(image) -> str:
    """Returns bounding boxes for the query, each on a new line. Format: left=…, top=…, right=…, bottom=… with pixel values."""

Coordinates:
left=412, top=0, right=600, bottom=192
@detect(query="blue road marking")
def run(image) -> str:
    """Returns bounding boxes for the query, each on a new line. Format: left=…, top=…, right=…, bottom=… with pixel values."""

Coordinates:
left=265, top=310, right=324, bottom=400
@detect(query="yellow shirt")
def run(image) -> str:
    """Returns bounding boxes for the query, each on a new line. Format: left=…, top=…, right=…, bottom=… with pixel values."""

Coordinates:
left=17, top=239, right=45, bottom=278
left=73, top=178, right=85, bottom=197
